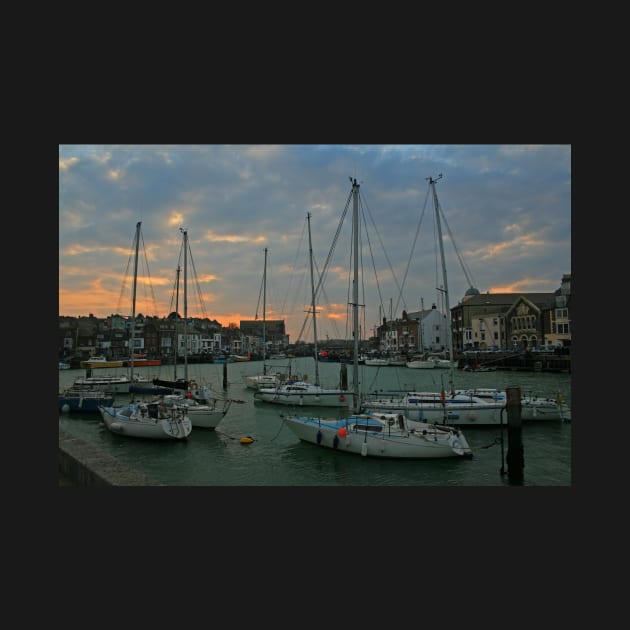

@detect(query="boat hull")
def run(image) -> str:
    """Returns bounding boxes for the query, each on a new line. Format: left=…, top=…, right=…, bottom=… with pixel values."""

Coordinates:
left=161, top=395, right=230, bottom=429
left=123, top=359, right=161, bottom=367
left=59, top=391, right=115, bottom=412
left=363, top=392, right=567, bottom=425
left=254, top=386, right=352, bottom=407
left=72, top=376, right=139, bottom=393
left=98, top=404, right=192, bottom=439
left=283, top=414, right=472, bottom=459
left=80, top=360, right=125, bottom=369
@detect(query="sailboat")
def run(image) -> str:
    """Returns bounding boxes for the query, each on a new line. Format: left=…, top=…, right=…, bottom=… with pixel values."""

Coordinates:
left=244, top=248, right=295, bottom=390
left=283, top=178, right=472, bottom=458
left=253, top=213, right=352, bottom=408
left=151, top=228, right=233, bottom=429
left=99, top=221, right=192, bottom=440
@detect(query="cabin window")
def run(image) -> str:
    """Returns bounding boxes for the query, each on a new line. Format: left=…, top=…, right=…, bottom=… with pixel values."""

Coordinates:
left=354, top=424, right=383, bottom=432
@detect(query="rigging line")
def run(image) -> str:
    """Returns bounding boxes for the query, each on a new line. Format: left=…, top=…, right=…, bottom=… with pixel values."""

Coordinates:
left=361, top=188, right=407, bottom=319
left=187, top=243, right=209, bottom=320
left=312, top=189, right=353, bottom=305
left=115, top=230, right=137, bottom=314
left=254, top=248, right=265, bottom=321
left=439, top=204, right=477, bottom=290
left=139, top=227, right=159, bottom=316
left=294, top=187, right=354, bottom=344
left=397, top=186, right=432, bottom=316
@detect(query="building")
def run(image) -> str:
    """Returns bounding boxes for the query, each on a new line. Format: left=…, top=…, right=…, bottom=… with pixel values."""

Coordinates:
left=450, top=274, right=571, bottom=351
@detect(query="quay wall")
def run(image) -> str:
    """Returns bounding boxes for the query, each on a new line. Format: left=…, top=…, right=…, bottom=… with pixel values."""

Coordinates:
left=457, top=352, right=571, bottom=373
left=59, top=428, right=161, bottom=486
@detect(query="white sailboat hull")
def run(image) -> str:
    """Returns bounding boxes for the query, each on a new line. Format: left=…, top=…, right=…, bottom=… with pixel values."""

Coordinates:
left=99, top=403, right=192, bottom=440
left=245, top=373, right=290, bottom=390
left=254, top=383, right=352, bottom=407
left=284, top=414, right=472, bottom=459
left=161, top=394, right=230, bottom=429
left=363, top=391, right=567, bottom=425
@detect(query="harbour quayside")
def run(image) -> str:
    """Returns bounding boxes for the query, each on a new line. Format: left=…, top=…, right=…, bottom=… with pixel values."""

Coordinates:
left=282, top=178, right=473, bottom=459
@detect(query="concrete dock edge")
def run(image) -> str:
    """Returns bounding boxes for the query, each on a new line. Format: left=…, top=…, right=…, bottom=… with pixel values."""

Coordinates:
left=59, top=428, right=162, bottom=486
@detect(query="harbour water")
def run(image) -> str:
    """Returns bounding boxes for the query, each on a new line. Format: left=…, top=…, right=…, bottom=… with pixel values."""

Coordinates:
left=58, top=357, right=572, bottom=486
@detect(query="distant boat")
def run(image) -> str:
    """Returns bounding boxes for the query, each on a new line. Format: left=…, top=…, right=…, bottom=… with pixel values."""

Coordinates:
left=79, top=356, right=125, bottom=369
left=59, top=387, right=115, bottom=412
left=244, top=249, right=294, bottom=390
left=364, top=357, right=389, bottom=366
left=73, top=373, right=146, bottom=394
left=123, top=355, right=161, bottom=367
left=253, top=213, right=351, bottom=408
left=405, top=354, right=436, bottom=369
left=58, top=361, right=71, bottom=370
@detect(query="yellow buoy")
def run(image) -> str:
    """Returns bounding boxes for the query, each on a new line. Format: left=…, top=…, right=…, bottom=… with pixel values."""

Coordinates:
left=240, top=436, right=254, bottom=444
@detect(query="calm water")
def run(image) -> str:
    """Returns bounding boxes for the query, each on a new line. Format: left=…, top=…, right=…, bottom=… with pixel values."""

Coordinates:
left=58, top=357, right=572, bottom=486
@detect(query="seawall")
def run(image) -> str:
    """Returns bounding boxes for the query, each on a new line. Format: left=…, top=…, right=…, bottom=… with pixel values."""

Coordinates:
left=58, top=428, right=161, bottom=486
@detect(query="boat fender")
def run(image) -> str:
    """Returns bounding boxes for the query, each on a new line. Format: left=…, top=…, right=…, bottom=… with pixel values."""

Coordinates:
left=339, top=395, right=345, bottom=402
left=333, top=434, right=339, bottom=449
left=452, top=439, right=460, bottom=449
left=361, top=442, right=368, bottom=457
left=316, top=430, right=323, bottom=444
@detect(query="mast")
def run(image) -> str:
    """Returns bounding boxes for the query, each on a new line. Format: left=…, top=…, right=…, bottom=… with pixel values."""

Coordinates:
left=419, top=296, right=425, bottom=354
left=307, top=213, right=320, bottom=386
left=351, top=178, right=360, bottom=412
left=180, top=227, right=188, bottom=382
left=428, top=174, right=454, bottom=395
left=262, top=247, right=267, bottom=374
left=173, top=264, right=181, bottom=380
left=129, top=221, right=141, bottom=379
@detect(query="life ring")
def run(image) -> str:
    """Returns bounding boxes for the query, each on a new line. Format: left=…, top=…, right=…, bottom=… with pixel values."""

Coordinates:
left=339, top=395, right=345, bottom=402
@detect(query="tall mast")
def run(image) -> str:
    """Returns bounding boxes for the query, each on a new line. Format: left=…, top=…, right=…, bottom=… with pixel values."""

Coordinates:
left=262, top=247, right=267, bottom=373
left=420, top=296, right=425, bottom=353
left=351, top=178, right=360, bottom=412
left=174, top=264, right=181, bottom=380
left=428, top=174, right=454, bottom=394
left=307, top=213, right=320, bottom=386
left=129, top=221, right=141, bottom=378
left=181, top=227, right=188, bottom=382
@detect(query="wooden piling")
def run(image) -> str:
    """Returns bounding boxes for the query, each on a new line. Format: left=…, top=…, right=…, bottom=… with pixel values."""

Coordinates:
left=505, top=386, right=524, bottom=483
left=340, top=362, right=348, bottom=389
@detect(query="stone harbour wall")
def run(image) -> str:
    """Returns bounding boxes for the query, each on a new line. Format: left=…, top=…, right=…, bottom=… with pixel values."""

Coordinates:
left=59, top=428, right=161, bottom=486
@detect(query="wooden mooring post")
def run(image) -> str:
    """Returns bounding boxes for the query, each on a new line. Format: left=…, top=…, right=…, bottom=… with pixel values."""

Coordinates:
left=504, top=386, right=524, bottom=484
left=223, top=362, right=228, bottom=390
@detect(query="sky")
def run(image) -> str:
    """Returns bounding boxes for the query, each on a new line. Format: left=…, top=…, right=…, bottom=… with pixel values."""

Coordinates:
left=59, top=144, right=571, bottom=343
